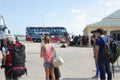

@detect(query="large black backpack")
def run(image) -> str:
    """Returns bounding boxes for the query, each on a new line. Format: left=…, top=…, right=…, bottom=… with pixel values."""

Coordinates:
left=110, top=41, right=120, bottom=64
left=6, top=42, right=27, bottom=79
left=101, top=37, right=120, bottom=77
left=100, top=37, right=113, bottom=62
left=100, top=37, right=120, bottom=63
left=12, top=42, right=26, bottom=67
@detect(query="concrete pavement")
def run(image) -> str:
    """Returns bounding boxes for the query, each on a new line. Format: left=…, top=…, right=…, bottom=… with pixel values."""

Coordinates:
left=0, top=41, right=120, bottom=80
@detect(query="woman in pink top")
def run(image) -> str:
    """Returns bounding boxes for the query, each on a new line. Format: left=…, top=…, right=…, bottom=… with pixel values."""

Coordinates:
left=40, top=36, right=55, bottom=80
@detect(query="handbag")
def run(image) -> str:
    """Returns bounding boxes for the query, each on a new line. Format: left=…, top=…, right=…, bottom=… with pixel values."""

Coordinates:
left=52, top=46, right=64, bottom=67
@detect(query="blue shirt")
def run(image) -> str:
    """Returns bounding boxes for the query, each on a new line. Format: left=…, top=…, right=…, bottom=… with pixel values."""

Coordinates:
left=95, top=36, right=108, bottom=57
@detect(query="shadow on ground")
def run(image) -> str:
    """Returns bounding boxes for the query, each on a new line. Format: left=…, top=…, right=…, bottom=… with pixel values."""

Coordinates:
left=62, top=78, right=94, bottom=80
left=114, top=65, right=120, bottom=73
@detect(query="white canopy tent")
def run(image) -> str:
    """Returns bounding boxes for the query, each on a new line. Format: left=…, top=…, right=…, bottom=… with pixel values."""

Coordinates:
left=83, top=9, right=120, bottom=46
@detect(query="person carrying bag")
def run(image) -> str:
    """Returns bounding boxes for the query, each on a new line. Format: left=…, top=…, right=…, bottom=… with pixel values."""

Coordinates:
left=52, top=46, right=64, bottom=67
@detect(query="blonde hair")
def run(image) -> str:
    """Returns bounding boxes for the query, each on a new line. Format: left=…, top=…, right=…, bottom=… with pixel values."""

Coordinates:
left=44, top=36, right=50, bottom=44
left=7, top=35, right=16, bottom=43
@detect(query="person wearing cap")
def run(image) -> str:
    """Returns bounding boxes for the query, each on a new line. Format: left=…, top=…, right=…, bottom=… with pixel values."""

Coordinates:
left=94, top=28, right=112, bottom=80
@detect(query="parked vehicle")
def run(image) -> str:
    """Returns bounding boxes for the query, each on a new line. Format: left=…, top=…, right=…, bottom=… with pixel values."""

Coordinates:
left=26, top=26, right=68, bottom=42
left=0, top=15, right=10, bottom=49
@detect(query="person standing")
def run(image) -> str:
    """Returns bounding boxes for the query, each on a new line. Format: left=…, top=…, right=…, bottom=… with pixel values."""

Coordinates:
left=0, top=39, right=8, bottom=80
left=40, top=36, right=55, bottom=80
left=1, top=39, right=8, bottom=66
left=65, top=33, right=70, bottom=47
left=94, top=28, right=112, bottom=80
left=40, top=33, right=45, bottom=56
left=91, top=35, right=99, bottom=79
left=1, top=36, right=21, bottom=80
left=41, top=33, right=45, bottom=47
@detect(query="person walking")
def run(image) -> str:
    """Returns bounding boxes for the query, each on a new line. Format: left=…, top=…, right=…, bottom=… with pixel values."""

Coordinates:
left=40, top=36, right=55, bottom=80
left=94, top=28, right=112, bottom=80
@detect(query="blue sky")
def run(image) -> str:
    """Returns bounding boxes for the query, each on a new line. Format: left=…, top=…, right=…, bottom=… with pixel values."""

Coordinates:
left=0, top=0, right=120, bottom=35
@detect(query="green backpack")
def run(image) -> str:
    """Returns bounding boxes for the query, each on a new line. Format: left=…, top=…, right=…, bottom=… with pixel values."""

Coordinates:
left=101, top=37, right=120, bottom=64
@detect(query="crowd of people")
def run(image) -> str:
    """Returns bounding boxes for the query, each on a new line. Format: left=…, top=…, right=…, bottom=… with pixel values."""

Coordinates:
left=69, top=35, right=89, bottom=47
left=1, top=28, right=117, bottom=80
left=60, top=34, right=89, bottom=47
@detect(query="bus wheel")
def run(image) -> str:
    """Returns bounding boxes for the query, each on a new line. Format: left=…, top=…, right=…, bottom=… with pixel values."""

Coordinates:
left=33, top=39, right=37, bottom=42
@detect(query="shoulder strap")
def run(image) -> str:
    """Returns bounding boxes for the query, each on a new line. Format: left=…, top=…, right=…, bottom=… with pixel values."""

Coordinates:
left=100, top=36, right=109, bottom=43
left=51, top=46, right=56, bottom=55
left=8, top=43, right=14, bottom=51
left=99, top=37, right=105, bottom=44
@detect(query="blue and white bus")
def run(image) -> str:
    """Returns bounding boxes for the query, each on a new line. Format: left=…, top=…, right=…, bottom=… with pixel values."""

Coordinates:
left=26, top=26, right=68, bottom=42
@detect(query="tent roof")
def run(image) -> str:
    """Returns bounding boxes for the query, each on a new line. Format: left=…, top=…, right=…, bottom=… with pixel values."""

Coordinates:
left=87, top=9, right=120, bottom=26
left=105, top=9, right=120, bottom=19
left=89, top=19, right=120, bottom=26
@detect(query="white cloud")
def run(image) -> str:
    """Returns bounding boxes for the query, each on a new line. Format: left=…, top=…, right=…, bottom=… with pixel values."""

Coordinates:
left=71, top=9, right=82, bottom=14
left=106, top=0, right=120, bottom=7
left=106, top=2, right=112, bottom=7
left=68, top=9, right=87, bottom=35
left=74, top=14, right=86, bottom=25
left=99, top=0, right=120, bottom=9
left=45, top=12, right=57, bottom=18
left=98, top=0, right=120, bottom=16
left=71, top=9, right=86, bottom=25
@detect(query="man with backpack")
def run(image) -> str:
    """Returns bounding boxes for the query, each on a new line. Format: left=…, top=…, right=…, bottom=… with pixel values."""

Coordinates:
left=1, top=36, right=27, bottom=80
left=94, top=28, right=112, bottom=80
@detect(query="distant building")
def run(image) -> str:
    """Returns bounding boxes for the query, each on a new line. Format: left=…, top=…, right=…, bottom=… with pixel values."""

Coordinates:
left=83, top=9, right=120, bottom=45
